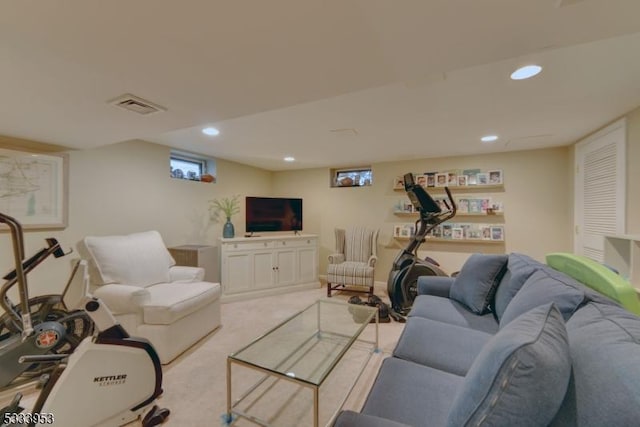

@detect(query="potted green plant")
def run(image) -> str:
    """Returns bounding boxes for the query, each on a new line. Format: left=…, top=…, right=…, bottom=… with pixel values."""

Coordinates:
left=209, top=195, right=240, bottom=238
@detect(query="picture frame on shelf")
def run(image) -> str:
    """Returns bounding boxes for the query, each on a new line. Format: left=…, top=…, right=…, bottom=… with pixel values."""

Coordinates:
left=457, top=175, right=468, bottom=186
left=426, top=172, right=436, bottom=187
left=393, top=224, right=403, bottom=238
left=482, top=226, right=492, bottom=240
left=489, top=201, right=503, bottom=213
left=457, top=198, right=469, bottom=213
left=491, top=226, right=504, bottom=241
left=447, top=172, right=458, bottom=186
left=488, top=169, right=503, bottom=185
left=468, top=199, right=483, bottom=213
left=463, top=169, right=481, bottom=185
left=452, top=227, right=464, bottom=239
left=416, top=174, right=427, bottom=187
left=394, top=176, right=405, bottom=189
left=442, top=224, right=453, bottom=239
left=481, top=198, right=491, bottom=213
left=477, top=173, right=489, bottom=185
left=401, top=224, right=415, bottom=237
left=435, top=173, right=448, bottom=187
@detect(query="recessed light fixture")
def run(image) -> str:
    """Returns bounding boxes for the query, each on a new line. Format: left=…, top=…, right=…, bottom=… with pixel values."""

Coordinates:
left=202, top=127, right=220, bottom=136
left=284, top=156, right=295, bottom=162
left=481, top=135, right=499, bottom=143
left=510, top=65, right=542, bottom=80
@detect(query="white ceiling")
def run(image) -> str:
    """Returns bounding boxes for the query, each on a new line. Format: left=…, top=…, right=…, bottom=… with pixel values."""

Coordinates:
left=2, top=0, right=640, bottom=171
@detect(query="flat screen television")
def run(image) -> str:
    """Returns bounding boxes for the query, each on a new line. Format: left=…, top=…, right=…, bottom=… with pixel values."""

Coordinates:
left=246, top=197, right=303, bottom=233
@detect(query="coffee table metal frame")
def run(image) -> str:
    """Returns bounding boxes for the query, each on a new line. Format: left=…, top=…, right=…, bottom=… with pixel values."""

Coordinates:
left=225, top=299, right=379, bottom=427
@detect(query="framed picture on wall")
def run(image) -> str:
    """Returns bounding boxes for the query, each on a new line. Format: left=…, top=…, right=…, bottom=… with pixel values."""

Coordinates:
left=0, top=148, right=68, bottom=230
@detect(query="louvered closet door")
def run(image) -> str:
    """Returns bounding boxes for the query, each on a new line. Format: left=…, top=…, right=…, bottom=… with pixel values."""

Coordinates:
left=574, top=119, right=626, bottom=261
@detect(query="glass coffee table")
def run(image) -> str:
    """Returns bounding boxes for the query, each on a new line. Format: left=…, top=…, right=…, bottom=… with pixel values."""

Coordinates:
left=225, top=299, right=378, bottom=427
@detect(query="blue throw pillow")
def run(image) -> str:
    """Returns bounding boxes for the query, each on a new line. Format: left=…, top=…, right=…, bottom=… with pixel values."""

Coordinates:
left=493, top=253, right=541, bottom=320
left=500, top=268, right=586, bottom=327
left=446, top=303, right=571, bottom=427
left=449, top=253, right=508, bottom=314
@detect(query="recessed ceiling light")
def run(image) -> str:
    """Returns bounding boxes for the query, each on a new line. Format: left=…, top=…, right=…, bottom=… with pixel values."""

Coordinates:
left=510, top=65, right=542, bottom=80
left=481, top=135, right=499, bottom=143
left=284, top=156, right=295, bottom=162
left=202, top=127, right=220, bottom=136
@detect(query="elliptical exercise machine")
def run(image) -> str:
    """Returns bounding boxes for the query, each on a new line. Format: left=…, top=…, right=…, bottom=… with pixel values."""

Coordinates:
left=387, top=173, right=456, bottom=322
left=0, top=212, right=93, bottom=390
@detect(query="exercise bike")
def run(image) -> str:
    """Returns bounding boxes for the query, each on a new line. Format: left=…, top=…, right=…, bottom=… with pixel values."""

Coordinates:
left=0, top=212, right=93, bottom=390
left=387, top=173, right=456, bottom=322
left=0, top=255, right=170, bottom=425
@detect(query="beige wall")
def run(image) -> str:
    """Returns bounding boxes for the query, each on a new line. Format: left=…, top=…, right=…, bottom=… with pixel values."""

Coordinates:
left=626, top=106, right=640, bottom=234
left=4, top=108, right=636, bottom=298
left=273, top=146, right=573, bottom=280
left=0, top=139, right=272, bottom=298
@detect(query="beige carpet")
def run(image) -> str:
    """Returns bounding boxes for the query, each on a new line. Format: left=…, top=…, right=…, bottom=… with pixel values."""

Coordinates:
left=158, top=287, right=404, bottom=426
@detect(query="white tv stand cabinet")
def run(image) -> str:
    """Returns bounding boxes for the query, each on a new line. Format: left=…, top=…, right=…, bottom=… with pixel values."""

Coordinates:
left=219, top=234, right=320, bottom=302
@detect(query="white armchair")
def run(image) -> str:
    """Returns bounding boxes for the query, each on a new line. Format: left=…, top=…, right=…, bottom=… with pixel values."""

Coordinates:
left=327, top=227, right=379, bottom=297
left=83, top=230, right=221, bottom=364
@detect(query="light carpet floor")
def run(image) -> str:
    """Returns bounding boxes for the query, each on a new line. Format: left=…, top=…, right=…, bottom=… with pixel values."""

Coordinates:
left=158, top=287, right=404, bottom=426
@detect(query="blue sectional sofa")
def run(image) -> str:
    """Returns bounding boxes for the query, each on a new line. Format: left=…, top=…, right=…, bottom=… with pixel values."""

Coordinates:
left=334, top=252, right=640, bottom=427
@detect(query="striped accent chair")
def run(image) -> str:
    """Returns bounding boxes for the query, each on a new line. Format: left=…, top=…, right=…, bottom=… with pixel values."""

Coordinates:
left=327, top=227, right=379, bottom=297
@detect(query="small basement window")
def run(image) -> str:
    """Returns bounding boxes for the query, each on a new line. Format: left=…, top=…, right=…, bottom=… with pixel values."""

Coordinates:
left=170, top=151, right=216, bottom=183
left=331, top=167, right=373, bottom=187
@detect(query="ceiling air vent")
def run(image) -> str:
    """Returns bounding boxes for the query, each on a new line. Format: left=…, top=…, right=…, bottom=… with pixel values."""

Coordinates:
left=108, top=93, right=166, bottom=115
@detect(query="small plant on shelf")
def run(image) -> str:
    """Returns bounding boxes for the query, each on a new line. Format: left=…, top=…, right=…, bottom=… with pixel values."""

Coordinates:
left=209, top=195, right=240, bottom=222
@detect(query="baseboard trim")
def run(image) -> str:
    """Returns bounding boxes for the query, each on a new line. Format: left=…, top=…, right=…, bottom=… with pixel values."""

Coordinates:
left=220, top=281, right=321, bottom=303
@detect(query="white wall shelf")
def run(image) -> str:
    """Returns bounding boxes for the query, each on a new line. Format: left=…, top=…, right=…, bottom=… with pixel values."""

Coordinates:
left=393, top=237, right=504, bottom=244
left=604, top=234, right=640, bottom=292
left=393, top=184, right=504, bottom=193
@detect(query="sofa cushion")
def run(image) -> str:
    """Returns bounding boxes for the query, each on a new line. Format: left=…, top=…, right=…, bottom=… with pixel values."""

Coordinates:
left=500, top=268, right=586, bottom=327
left=446, top=303, right=571, bottom=427
left=551, top=302, right=640, bottom=427
left=362, top=357, right=464, bottom=427
left=143, top=281, right=221, bottom=325
left=84, top=230, right=175, bottom=287
left=493, top=253, right=540, bottom=320
left=450, top=253, right=508, bottom=314
left=393, top=316, right=492, bottom=376
left=409, top=295, right=499, bottom=334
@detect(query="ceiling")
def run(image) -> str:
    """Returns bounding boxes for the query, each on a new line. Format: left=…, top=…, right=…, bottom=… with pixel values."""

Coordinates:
left=1, top=0, right=640, bottom=171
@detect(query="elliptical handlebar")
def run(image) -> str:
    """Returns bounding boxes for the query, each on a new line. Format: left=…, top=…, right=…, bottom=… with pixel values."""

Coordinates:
left=441, top=186, right=457, bottom=221
left=0, top=212, right=32, bottom=338
left=0, top=212, right=73, bottom=339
